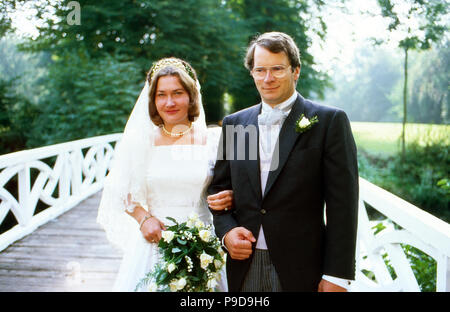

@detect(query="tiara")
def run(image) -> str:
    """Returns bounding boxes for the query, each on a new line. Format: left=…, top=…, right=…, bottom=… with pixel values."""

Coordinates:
left=149, top=58, right=196, bottom=81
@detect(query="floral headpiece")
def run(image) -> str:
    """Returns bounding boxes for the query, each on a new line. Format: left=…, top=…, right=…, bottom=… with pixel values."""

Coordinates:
left=149, top=58, right=196, bottom=81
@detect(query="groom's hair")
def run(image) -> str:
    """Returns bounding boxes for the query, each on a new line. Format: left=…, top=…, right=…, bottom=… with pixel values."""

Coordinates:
left=244, top=32, right=301, bottom=72
left=147, top=61, right=200, bottom=126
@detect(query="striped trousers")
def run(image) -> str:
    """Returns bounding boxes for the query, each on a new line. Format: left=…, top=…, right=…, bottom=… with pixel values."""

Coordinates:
left=240, top=249, right=283, bottom=292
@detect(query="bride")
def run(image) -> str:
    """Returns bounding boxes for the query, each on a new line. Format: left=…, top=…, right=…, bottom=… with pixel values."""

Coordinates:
left=97, top=58, right=232, bottom=292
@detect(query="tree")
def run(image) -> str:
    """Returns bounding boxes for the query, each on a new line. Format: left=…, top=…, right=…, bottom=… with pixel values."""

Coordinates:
left=0, top=77, right=38, bottom=154
left=18, top=0, right=243, bottom=122
left=0, top=0, right=14, bottom=37
left=324, top=46, right=402, bottom=122
left=0, top=36, right=48, bottom=106
left=376, top=0, right=448, bottom=157
left=0, top=36, right=45, bottom=154
left=3, top=0, right=335, bottom=149
left=408, top=42, right=449, bottom=124
left=225, top=0, right=331, bottom=112
left=27, top=50, right=142, bottom=147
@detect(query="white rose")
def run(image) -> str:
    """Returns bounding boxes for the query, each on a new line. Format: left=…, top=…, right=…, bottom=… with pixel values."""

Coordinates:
left=199, top=229, right=211, bottom=242
left=187, top=212, right=199, bottom=228
left=188, top=211, right=199, bottom=221
left=299, top=116, right=310, bottom=128
left=148, top=282, right=158, bottom=292
left=214, top=259, right=223, bottom=269
left=200, top=252, right=214, bottom=270
left=169, top=279, right=178, bottom=292
left=207, top=278, right=218, bottom=290
left=176, top=277, right=187, bottom=290
left=167, top=263, right=176, bottom=273
left=161, top=230, right=175, bottom=243
left=186, top=219, right=195, bottom=228
left=195, top=220, right=205, bottom=229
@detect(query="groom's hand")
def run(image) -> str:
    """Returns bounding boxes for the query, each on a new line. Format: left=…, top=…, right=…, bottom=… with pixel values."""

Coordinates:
left=224, top=227, right=256, bottom=260
left=318, top=279, right=347, bottom=292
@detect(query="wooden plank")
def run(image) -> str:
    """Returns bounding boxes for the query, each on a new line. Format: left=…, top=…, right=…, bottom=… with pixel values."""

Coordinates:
left=0, top=275, right=117, bottom=292
left=0, top=257, right=121, bottom=272
left=0, top=191, right=123, bottom=292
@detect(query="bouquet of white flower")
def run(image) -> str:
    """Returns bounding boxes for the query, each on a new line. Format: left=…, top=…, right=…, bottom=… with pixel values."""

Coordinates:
left=136, top=212, right=226, bottom=292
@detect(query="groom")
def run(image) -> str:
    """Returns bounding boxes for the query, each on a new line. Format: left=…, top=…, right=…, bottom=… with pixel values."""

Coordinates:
left=208, top=32, right=359, bottom=292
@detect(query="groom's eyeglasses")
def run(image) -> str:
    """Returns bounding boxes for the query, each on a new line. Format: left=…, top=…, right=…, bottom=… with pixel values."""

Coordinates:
left=251, top=65, right=292, bottom=80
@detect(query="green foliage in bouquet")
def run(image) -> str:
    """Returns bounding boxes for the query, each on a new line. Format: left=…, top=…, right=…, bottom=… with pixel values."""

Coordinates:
left=136, top=213, right=225, bottom=292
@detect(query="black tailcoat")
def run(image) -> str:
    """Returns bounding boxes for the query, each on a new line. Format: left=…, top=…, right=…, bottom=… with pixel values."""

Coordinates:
left=208, top=93, right=359, bottom=291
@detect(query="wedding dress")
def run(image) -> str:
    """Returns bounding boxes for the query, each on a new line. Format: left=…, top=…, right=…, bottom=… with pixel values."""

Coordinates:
left=97, top=59, right=226, bottom=292
left=111, top=128, right=227, bottom=292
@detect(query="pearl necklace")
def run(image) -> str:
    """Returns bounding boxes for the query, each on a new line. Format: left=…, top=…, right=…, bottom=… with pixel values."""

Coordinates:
left=161, top=123, right=193, bottom=137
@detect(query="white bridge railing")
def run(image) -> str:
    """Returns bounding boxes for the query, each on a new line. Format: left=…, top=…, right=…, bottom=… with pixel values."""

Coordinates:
left=0, top=134, right=449, bottom=291
left=351, top=178, right=450, bottom=292
left=0, top=133, right=121, bottom=252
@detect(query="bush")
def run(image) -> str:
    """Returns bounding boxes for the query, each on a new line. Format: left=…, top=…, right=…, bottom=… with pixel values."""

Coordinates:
left=0, top=77, right=40, bottom=154
left=358, top=139, right=449, bottom=223
left=357, top=132, right=448, bottom=292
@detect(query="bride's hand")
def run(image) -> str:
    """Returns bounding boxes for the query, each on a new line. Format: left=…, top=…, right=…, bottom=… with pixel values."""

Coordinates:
left=207, top=190, right=233, bottom=211
left=140, top=216, right=167, bottom=243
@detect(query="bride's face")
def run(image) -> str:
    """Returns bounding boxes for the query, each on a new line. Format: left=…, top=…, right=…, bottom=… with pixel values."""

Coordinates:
left=155, top=75, right=190, bottom=127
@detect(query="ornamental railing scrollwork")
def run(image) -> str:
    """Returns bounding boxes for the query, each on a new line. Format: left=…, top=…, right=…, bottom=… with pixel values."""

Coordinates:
left=0, top=134, right=122, bottom=252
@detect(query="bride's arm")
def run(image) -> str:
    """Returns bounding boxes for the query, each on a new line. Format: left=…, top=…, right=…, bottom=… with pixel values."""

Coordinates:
left=126, top=205, right=166, bottom=243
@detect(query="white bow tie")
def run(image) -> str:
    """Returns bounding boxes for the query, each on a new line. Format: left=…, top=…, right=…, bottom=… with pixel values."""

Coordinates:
left=258, top=108, right=289, bottom=126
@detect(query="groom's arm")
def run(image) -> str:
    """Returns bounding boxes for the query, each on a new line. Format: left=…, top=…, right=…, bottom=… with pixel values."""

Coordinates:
left=322, top=109, right=359, bottom=281
left=207, top=117, right=239, bottom=240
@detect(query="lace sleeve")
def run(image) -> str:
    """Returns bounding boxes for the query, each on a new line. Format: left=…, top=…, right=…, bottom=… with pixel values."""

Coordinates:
left=97, top=161, right=150, bottom=251
left=124, top=193, right=149, bottom=213
left=97, top=133, right=153, bottom=251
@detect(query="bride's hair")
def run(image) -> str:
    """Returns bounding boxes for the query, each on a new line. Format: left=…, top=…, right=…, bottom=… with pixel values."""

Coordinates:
left=147, top=58, right=200, bottom=126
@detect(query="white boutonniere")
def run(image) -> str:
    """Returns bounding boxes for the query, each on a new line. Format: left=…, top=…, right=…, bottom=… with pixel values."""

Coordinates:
left=295, top=113, right=319, bottom=133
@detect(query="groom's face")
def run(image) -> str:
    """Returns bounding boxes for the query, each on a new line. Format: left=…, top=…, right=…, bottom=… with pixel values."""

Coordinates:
left=252, top=45, right=300, bottom=107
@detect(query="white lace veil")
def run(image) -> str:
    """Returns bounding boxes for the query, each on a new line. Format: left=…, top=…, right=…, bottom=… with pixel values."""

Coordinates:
left=97, top=60, right=206, bottom=251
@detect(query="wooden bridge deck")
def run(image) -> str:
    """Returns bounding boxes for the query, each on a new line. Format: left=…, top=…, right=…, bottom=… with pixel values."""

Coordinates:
left=0, top=192, right=123, bottom=292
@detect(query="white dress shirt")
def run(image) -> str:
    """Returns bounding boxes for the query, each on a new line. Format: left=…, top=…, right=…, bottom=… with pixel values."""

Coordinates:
left=256, top=91, right=297, bottom=249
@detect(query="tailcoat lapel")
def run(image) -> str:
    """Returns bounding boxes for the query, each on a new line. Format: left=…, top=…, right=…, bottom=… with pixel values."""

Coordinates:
left=263, top=94, right=305, bottom=198
left=244, top=105, right=262, bottom=201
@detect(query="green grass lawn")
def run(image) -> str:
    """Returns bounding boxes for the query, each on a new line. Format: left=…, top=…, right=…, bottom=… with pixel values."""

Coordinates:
left=350, top=122, right=449, bottom=156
